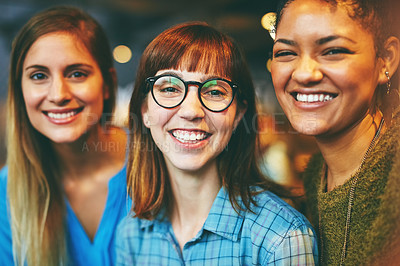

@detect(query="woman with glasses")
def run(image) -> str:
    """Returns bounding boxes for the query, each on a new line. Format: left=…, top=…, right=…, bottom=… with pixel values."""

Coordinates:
left=115, top=22, right=318, bottom=265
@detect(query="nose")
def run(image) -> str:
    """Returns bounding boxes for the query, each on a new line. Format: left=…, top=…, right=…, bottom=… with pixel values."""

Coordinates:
left=47, top=75, right=71, bottom=105
left=177, top=86, right=205, bottom=121
left=291, top=55, right=323, bottom=84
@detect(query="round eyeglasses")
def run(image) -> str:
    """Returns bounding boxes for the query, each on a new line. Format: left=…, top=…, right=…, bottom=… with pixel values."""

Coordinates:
left=145, top=74, right=238, bottom=112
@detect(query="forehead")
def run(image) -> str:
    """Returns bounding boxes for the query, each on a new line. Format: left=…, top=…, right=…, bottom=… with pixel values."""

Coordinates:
left=24, top=32, right=94, bottom=66
left=276, top=0, right=371, bottom=42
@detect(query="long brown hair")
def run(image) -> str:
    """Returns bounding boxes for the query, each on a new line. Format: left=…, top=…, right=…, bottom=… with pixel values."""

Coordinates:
left=128, top=22, right=286, bottom=220
left=7, top=6, right=116, bottom=265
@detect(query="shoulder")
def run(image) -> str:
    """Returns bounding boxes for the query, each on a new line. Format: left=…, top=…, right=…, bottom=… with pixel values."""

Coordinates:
left=115, top=213, right=149, bottom=255
left=241, top=190, right=317, bottom=264
left=115, top=213, right=148, bottom=241
left=112, top=163, right=127, bottom=181
left=303, top=153, right=324, bottom=183
left=245, top=190, right=314, bottom=233
left=0, top=166, right=12, bottom=266
left=303, top=153, right=324, bottom=203
left=117, top=214, right=139, bottom=233
left=0, top=166, right=8, bottom=192
left=0, top=166, right=8, bottom=179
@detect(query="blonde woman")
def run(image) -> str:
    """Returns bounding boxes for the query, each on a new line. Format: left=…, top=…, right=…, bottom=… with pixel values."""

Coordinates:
left=0, top=6, right=129, bottom=265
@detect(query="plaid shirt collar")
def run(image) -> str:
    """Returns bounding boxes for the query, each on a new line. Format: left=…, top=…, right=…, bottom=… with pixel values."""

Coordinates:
left=139, top=187, right=244, bottom=242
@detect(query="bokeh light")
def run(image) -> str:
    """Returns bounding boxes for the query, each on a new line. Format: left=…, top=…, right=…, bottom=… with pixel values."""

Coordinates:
left=113, top=45, right=132, bottom=64
left=261, top=12, right=277, bottom=40
left=266, top=58, right=272, bottom=73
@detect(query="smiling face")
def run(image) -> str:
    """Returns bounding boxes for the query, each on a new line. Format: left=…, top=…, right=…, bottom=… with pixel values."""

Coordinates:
left=142, top=69, right=243, bottom=174
left=271, top=0, right=387, bottom=137
left=21, top=32, right=107, bottom=143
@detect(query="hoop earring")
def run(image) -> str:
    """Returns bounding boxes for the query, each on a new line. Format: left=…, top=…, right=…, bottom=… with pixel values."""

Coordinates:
left=385, top=71, right=391, bottom=94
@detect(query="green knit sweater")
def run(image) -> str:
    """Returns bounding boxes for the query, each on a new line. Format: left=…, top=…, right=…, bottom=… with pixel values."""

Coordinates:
left=304, top=115, right=400, bottom=265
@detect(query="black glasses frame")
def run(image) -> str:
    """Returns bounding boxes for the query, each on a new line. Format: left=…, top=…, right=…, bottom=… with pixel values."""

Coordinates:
left=145, top=74, right=238, bottom=112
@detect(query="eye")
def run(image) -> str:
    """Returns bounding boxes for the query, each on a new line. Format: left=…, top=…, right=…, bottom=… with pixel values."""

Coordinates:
left=30, top=72, right=47, bottom=80
left=209, top=90, right=224, bottom=96
left=323, top=47, right=354, bottom=56
left=273, top=50, right=297, bottom=58
left=201, top=80, right=231, bottom=101
left=160, top=87, right=179, bottom=93
left=68, top=71, right=88, bottom=79
left=155, top=83, right=184, bottom=98
left=203, top=88, right=226, bottom=97
left=153, top=76, right=185, bottom=96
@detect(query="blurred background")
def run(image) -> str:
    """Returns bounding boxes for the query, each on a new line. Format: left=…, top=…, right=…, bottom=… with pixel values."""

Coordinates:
left=0, top=0, right=317, bottom=187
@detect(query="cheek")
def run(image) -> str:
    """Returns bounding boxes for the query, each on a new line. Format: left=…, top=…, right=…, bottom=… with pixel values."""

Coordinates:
left=146, top=100, right=174, bottom=127
left=22, top=86, right=43, bottom=111
left=213, top=110, right=237, bottom=136
left=76, top=84, right=104, bottom=104
left=271, top=64, right=291, bottom=105
left=328, top=64, right=378, bottom=97
left=271, top=62, right=292, bottom=95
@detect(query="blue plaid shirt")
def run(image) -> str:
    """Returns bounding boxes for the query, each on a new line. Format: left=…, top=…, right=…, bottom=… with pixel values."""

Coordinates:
left=116, top=187, right=318, bottom=265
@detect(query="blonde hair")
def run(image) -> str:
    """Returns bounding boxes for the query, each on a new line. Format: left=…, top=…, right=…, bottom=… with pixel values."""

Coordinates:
left=6, top=6, right=116, bottom=265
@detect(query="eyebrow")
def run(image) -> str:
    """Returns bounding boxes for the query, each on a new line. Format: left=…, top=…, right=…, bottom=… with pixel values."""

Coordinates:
left=274, top=35, right=356, bottom=46
left=316, top=35, right=356, bottom=45
left=24, top=65, right=48, bottom=72
left=158, top=71, right=224, bottom=82
left=274, top=39, right=296, bottom=46
left=65, top=64, right=94, bottom=72
left=25, top=63, right=94, bottom=72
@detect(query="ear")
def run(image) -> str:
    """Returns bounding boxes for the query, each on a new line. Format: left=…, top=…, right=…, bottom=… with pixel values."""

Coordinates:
left=233, top=101, right=247, bottom=130
left=378, top=36, right=400, bottom=85
left=104, top=68, right=117, bottom=99
left=141, top=100, right=150, bottom=128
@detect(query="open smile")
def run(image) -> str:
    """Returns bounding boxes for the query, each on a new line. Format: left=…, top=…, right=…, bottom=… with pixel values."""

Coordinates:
left=169, top=129, right=211, bottom=144
left=291, top=92, right=338, bottom=103
left=43, top=107, right=84, bottom=120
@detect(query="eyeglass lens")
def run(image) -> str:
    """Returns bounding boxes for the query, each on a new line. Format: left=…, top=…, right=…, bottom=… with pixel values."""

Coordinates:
left=152, top=75, right=234, bottom=112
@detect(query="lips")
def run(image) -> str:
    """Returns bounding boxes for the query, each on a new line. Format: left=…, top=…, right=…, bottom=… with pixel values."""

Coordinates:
left=169, top=129, right=211, bottom=143
left=291, top=92, right=337, bottom=103
left=43, top=107, right=84, bottom=121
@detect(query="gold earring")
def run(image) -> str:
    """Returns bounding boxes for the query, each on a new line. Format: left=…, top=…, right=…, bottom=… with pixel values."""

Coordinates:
left=385, top=71, right=391, bottom=94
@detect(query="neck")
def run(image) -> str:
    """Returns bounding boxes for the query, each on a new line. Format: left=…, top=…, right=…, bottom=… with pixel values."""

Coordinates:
left=316, top=112, right=385, bottom=191
left=167, top=160, right=221, bottom=249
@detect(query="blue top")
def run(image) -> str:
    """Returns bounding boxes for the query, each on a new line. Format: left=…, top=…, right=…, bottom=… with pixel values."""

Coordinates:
left=116, top=187, right=318, bottom=265
left=0, top=165, right=131, bottom=265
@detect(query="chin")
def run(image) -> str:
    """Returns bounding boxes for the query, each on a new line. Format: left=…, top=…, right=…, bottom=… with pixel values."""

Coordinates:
left=43, top=130, right=85, bottom=144
left=176, top=163, right=204, bottom=172
left=290, top=121, right=319, bottom=136
left=167, top=157, right=209, bottom=173
left=48, top=136, right=81, bottom=144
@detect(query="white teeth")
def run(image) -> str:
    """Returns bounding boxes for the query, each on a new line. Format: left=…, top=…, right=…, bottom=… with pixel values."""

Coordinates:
left=296, top=93, right=334, bottom=103
left=172, top=130, right=208, bottom=143
left=47, top=110, right=77, bottom=119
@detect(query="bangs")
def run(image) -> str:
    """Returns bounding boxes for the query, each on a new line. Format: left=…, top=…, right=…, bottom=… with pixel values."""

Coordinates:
left=145, top=22, right=234, bottom=79
left=176, top=41, right=232, bottom=79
